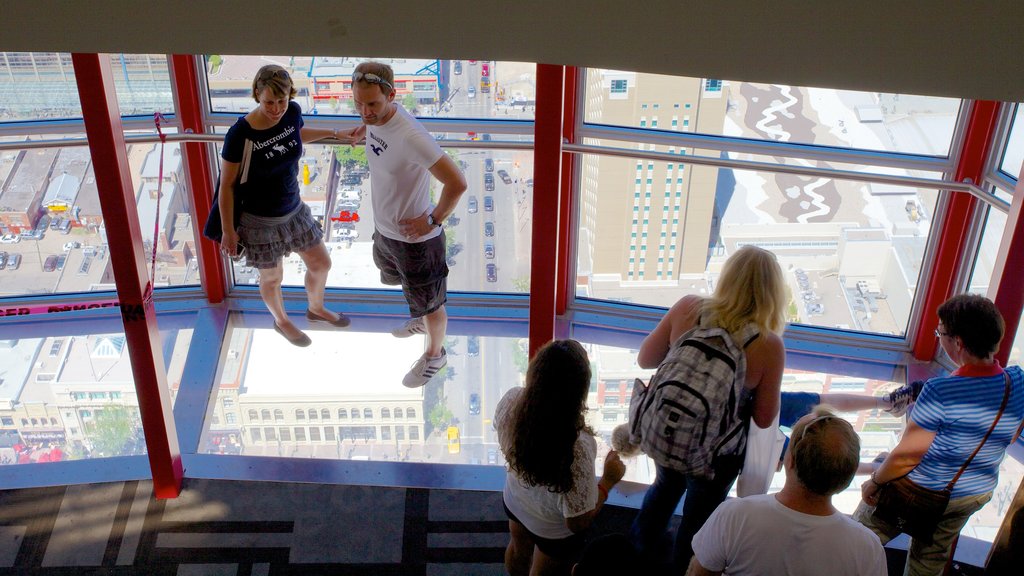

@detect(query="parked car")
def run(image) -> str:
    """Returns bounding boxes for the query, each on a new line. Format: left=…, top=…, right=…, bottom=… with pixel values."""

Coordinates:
left=467, top=335, right=479, bottom=356
left=6, top=253, right=21, bottom=270
left=43, top=255, right=58, bottom=272
left=338, top=188, right=361, bottom=201
left=497, top=169, right=512, bottom=185
left=50, top=217, right=63, bottom=230
left=56, top=254, right=67, bottom=269
left=0, top=252, right=6, bottom=270
left=0, top=234, right=20, bottom=244
left=484, top=158, right=494, bottom=172
left=468, top=86, right=476, bottom=99
left=486, top=263, right=497, bottom=283
left=467, top=195, right=478, bottom=213
left=484, top=196, right=494, bottom=212
left=469, top=393, right=480, bottom=415
left=484, top=173, right=494, bottom=191
left=453, top=61, right=462, bottom=75
left=63, top=241, right=81, bottom=251
left=59, top=220, right=72, bottom=235
left=484, top=221, right=494, bottom=237
left=484, top=242, right=494, bottom=259
left=35, top=214, right=51, bottom=231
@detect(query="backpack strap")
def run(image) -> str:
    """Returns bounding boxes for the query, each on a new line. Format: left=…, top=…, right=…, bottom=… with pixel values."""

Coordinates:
left=735, top=323, right=760, bottom=349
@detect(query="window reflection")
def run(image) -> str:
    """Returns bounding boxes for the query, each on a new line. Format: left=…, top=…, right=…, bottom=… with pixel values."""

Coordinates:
left=1, top=323, right=194, bottom=464
left=584, top=69, right=961, bottom=156
left=577, top=152, right=936, bottom=335
left=0, top=52, right=172, bottom=121
left=206, top=55, right=536, bottom=121
left=222, top=143, right=533, bottom=294
left=1000, top=104, right=1024, bottom=180
left=0, top=137, right=199, bottom=295
left=968, top=203, right=1008, bottom=297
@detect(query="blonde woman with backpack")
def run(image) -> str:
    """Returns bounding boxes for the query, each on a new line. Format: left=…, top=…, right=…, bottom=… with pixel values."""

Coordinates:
left=629, top=245, right=787, bottom=574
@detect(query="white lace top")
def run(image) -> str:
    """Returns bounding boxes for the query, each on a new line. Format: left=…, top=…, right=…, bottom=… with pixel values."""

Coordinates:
left=495, top=387, right=598, bottom=539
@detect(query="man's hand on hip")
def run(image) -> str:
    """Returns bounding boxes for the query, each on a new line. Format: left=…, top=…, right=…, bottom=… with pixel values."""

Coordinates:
left=398, top=213, right=436, bottom=241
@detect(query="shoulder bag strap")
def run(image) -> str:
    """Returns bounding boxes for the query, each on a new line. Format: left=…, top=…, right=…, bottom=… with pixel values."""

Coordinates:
left=945, top=372, right=1012, bottom=491
left=238, top=138, right=253, bottom=186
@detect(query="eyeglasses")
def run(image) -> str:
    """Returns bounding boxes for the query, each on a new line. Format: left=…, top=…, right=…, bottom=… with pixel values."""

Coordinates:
left=934, top=328, right=949, bottom=338
left=352, top=71, right=393, bottom=91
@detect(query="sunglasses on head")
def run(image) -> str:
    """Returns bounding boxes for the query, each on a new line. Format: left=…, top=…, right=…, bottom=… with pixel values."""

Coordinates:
left=258, top=67, right=290, bottom=82
left=352, top=71, right=393, bottom=91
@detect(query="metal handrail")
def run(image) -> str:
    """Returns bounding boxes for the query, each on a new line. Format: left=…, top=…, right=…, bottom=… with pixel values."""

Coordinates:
left=564, top=142, right=990, bottom=199
left=0, top=132, right=994, bottom=203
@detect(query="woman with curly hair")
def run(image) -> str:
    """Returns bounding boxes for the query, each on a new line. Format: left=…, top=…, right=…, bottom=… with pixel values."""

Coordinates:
left=495, top=339, right=626, bottom=576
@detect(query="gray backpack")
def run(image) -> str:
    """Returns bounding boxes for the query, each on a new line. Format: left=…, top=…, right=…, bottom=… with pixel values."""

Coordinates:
left=629, top=313, right=759, bottom=479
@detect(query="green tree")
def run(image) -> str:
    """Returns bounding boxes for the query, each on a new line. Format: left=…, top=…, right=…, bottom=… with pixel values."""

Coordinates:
left=446, top=149, right=461, bottom=167
left=88, top=405, right=138, bottom=457
left=428, top=400, right=454, bottom=430
left=512, top=338, right=529, bottom=376
left=335, top=145, right=368, bottom=169
left=512, top=276, right=530, bottom=293
left=402, top=94, right=418, bottom=114
left=207, top=55, right=223, bottom=73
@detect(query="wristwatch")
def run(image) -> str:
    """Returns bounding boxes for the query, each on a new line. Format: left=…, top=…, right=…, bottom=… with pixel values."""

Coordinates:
left=427, top=213, right=442, bottom=228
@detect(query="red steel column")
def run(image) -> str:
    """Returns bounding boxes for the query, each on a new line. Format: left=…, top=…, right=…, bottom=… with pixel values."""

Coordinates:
left=555, top=66, right=579, bottom=315
left=992, top=158, right=1024, bottom=365
left=169, top=54, right=226, bottom=303
left=529, top=64, right=565, bottom=357
left=72, top=53, right=182, bottom=498
left=912, top=100, right=1001, bottom=360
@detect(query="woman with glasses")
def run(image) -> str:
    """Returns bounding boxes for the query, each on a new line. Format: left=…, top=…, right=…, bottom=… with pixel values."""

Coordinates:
left=219, top=64, right=351, bottom=347
left=495, top=339, right=626, bottom=576
left=856, top=294, right=1024, bottom=575
left=628, top=245, right=788, bottom=573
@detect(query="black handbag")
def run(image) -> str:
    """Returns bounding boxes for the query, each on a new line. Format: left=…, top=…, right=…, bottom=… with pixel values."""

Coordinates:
left=202, top=175, right=243, bottom=243
left=872, top=373, right=1013, bottom=543
left=202, top=138, right=252, bottom=243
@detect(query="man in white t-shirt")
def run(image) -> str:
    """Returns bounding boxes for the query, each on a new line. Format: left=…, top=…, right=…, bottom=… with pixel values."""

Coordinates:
left=688, top=407, right=887, bottom=576
left=343, top=62, right=467, bottom=388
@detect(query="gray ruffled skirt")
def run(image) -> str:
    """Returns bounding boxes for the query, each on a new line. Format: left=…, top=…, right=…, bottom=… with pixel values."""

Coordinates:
left=238, top=203, right=323, bottom=269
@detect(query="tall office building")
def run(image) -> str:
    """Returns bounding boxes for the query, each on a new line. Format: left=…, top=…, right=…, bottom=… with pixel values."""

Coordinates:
left=580, top=70, right=728, bottom=296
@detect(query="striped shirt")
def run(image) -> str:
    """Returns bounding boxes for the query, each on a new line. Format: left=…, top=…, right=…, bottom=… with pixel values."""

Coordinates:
left=909, top=364, right=1024, bottom=498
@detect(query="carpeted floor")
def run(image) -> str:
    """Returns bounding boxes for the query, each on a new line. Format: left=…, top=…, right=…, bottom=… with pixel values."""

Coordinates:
left=0, top=478, right=641, bottom=575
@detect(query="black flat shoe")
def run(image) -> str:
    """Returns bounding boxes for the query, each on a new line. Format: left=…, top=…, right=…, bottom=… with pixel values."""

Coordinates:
left=305, top=309, right=351, bottom=328
left=274, top=323, right=312, bottom=347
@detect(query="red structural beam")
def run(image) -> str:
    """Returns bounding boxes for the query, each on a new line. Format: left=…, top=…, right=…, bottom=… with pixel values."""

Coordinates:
left=556, top=66, right=579, bottom=316
left=993, top=150, right=1024, bottom=365
left=529, top=64, right=565, bottom=357
left=169, top=55, right=227, bottom=303
left=912, top=100, right=1001, bottom=361
left=72, top=53, right=182, bottom=498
